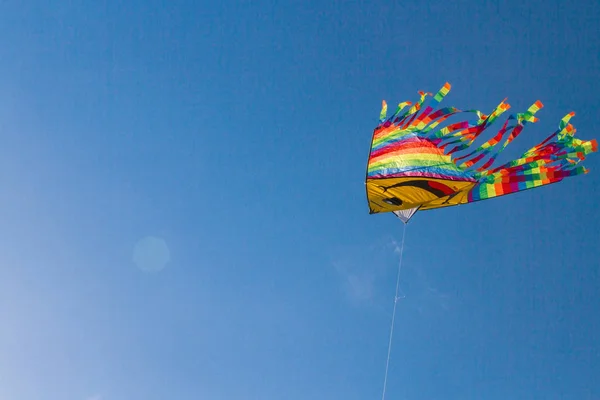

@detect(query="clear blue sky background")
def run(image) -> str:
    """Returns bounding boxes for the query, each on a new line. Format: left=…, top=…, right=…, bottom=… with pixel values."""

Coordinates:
left=0, top=1, right=598, bottom=399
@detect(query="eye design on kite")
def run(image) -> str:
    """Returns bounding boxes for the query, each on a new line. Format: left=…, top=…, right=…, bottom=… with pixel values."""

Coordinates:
left=383, top=197, right=403, bottom=206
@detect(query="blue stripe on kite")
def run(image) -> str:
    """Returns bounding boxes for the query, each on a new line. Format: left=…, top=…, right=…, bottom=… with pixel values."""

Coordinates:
left=367, top=166, right=471, bottom=180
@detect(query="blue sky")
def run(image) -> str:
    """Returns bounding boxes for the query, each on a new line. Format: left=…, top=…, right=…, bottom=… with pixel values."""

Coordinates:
left=0, top=0, right=599, bottom=399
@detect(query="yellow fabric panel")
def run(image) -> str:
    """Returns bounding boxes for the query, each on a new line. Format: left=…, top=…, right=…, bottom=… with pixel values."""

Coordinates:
left=366, top=177, right=475, bottom=214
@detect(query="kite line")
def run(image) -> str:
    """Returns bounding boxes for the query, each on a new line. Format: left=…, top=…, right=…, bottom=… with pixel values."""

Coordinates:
left=381, top=222, right=407, bottom=400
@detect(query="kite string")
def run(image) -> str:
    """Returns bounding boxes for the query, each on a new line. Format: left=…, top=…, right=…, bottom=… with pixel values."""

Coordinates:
left=381, top=222, right=407, bottom=400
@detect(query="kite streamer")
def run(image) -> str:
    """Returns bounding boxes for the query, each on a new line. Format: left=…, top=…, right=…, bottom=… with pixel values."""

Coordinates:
left=365, top=83, right=597, bottom=223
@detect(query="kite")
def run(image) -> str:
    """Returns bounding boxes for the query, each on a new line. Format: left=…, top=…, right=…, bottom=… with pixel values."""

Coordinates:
left=365, top=83, right=597, bottom=223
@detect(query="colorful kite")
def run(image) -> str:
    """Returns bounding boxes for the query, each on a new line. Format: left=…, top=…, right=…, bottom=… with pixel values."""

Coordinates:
left=365, top=83, right=597, bottom=223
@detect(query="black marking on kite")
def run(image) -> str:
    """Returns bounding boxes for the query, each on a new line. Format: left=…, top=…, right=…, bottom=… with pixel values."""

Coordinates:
left=440, top=191, right=462, bottom=205
left=381, top=180, right=449, bottom=198
left=383, top=197, right=403, bottom=206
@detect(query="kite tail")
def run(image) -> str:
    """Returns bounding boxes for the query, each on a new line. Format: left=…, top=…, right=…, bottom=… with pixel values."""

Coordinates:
left=468, top=113, right=598, bottom=202
left=452, top=101, right=543, bottom=171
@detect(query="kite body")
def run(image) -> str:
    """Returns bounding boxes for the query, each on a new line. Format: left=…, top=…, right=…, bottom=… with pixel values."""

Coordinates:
left=366, top=83, right=597, bottom=223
